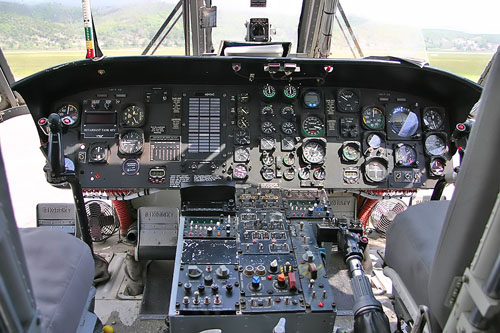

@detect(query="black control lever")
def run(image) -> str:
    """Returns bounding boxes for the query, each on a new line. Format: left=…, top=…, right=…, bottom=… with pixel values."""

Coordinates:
left=338, top=228, right=390, bottom=333
left=47, top=113, right=65, bottom=176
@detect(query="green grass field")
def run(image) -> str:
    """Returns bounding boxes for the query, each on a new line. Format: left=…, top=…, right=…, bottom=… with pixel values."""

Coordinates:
left=3, top=50, right=493, bottom=82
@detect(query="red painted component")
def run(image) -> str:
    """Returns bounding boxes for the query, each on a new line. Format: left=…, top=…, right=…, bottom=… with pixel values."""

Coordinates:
left=112, top=200, right=132, bottom=236
left=359, top=198, right=378, bottom=230
left=288, top=272, right=297, bottom=291
left=308, top=263, right=318, bottom=279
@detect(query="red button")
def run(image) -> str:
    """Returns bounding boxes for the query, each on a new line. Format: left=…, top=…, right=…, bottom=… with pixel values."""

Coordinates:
left=318, top=302, right=324, bottom=307
left=457, top=123, right=466, bottom=131
left=267, top=275, right=273, bottom=280
left=288, top=272, right=297, bottom=291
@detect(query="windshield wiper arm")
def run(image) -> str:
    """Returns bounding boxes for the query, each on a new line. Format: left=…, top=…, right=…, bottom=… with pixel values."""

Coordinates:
left=363, top=55, right=429, bottom=68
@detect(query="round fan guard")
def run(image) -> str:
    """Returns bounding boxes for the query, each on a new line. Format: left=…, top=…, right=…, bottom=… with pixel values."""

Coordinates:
left=85, top=200, right=118, bottom=242
left=370, top=199, right=408, bottom=234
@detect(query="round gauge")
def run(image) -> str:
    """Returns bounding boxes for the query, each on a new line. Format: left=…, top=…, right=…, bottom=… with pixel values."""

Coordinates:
left=260, top=136, right=275, bottom=151
left=261, top=121, right=275, bottom=134
left=425, top=134, right=447, bottom=156
left=261, top=153, right=274, bottom=166
left=281, top=136, right=295, bottom=151
left=89, top=144, right=107, bottom=163
left=282, top=153, right=295, bottom=167
left=57, top=104, right=79, bottom=126
left=365, top=160, right=387, bottom=183
left=313, top=167, right=326, bottom=180
left=261, top=167, right=274, bottom=181
left=302, top=141, right=325, bottom=164
left=122, top=105, right=145, bottom=127
left=394, top=144, right=417, bottom=166
left=429, top=158, right=445, bottom=176
left=234, top=129, right=250, bottom=145
left=367, top=133, right=382, bottom=148
left=281, top=121, right=296, bottom=135
left=298, top=167, right=311, bottom=180
left=423, top=108, right=444, bottom=130
left=233, top=164, right=249, bottom=179
left=283, top=168, right=296, bottom=181
left=234, top=147, right=250, bottom=162
left=302, top=116, right=325, bottom=137
left=337, top=89, right=360, bottom=113
left=122, top=159, right=140, bottom=176
left=303, top=91, right=321, bottom=108
left=281, top=105, right=295, bottom=119
left=262, top=84, right=276, bottom=98
left=283, top=85, right=298, bottom=99
left=119, top=130, right=144, bottom=155
left=342, top=143, right=361, bottom=162
left=389, top=106, right=419, bottom=137
left=261, top=105, right=274, bottom=117
left=238, top=117, right=250, bottom=129
left=237, top=107, right=249, bottom=116
left=362, top=107, right=385, bottom=130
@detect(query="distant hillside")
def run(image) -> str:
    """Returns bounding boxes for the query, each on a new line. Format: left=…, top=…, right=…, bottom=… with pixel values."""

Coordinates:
left=423, top=29, right=499, bottom=52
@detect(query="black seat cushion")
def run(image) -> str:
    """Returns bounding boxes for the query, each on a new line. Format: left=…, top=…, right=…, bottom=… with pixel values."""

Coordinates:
left=19, top=228, right=95, bottom=333
left=385, top=201, right=449, bottom=308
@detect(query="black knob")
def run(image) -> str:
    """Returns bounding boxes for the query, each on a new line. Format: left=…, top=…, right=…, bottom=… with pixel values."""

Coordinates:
left=197, top=284, right=205, bottom=293
left=211, top=284, right=219, bottom=293
left=204, top=275, right=213, bottom=286
left=184, top=282, right=192, bottom=292
left=226, top=283, right=233, bottom=292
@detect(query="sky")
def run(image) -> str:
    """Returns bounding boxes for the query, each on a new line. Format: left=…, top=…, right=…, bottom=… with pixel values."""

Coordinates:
left=7, top=0, right=500, bottom=34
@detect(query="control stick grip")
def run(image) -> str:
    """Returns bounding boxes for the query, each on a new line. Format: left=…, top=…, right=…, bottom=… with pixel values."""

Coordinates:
left=47, top=113, right=64, bottom=176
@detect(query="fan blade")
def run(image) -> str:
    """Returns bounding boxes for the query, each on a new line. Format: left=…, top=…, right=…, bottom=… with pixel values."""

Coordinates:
left=99, top=215, right=115, bottom=226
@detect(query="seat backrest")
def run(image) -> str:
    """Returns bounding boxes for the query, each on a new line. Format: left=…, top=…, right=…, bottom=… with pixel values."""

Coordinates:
left=428, top=51, right=500, bottom=327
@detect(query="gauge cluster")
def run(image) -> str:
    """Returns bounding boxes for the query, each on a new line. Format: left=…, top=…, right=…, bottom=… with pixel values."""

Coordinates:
left=46, top=82, right=453, bottom=190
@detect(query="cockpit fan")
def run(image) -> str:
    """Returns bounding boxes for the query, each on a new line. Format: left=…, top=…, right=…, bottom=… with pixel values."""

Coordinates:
left=369, top=199, right=407, bottom=234
left=85, top=200, right=117, bottom=242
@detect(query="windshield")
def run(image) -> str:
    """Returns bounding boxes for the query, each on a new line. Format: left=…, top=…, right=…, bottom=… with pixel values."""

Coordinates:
left=0, top=0, right=498, bottom=81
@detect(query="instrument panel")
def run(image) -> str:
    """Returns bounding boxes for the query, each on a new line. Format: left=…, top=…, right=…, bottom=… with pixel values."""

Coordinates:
left=45, top=82, right=453, bottom=190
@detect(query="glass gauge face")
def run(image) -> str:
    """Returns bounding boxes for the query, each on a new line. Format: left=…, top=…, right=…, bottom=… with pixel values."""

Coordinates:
left=394, top=144, right=417, bottom=166
left=261, top=153, right=274, bottom=166
left=338, top=89, right=360, bottom=113
left=119, top=130, right=144, bottom=155
left=237, top=106, right=249, bottom=116
left=261, top=121, right=275, bottom=134
left=425, top=134, right=447, bottom=156
left=283, top=168, right=295, bottom=180
left=423, top=108, right=444, bottom=130
left=261, top=105, right=274, bottom=117
left=282, top=153, right=295, bottom=167
left=303, top=91, right=321, bottom=108
left=342, top=143, right=360, bottom=161
left=262, top=84, right=276, bottom=98
left=281, top=106, right=295, bottom=119
left=260, top=136, right=275, bottom=151
left=365, top=160, right=387, bottom=183
left=283, top=85, right=298, bottom=99
left=281, top=136, right=295, bottom=151
left=302, top=141, right=325, bottom=164
left=302, top=116, right=325, bottom=137
left=234, top=129, right=250, bottom=145
left=238, top=117, right=250, bottom=129
left=389, top=106, right=419, bottom=137
left=57, top=104, right=79, bottom=125
left=122, top=105, right=145, bottom=127
left=367, top=133, right=382, bottom=148
left=233, top=164, right=249, bottom=179
left=313, top=167, right=326, bottom=180
left=430, top=158, right=445, bottom=176
left=281, top=121, right=296, bottom=135
left=362, top=107, right=385, bottom=130
left=261, top=167, right=274, bottom=181
left=89, top=144, right=107, bottom=163
left=298, top=167, right=311, bottom=180
left=234, top=147, right=250, bottom=162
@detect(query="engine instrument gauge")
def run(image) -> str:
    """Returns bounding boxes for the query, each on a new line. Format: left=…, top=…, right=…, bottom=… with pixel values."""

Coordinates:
left=282, top=153, right=295, bottom=167
left=119, top=130, right=144, bottom=155
left=122, top=105, right=145, bottom=127
left=423, top=108, right=444, bottom=130
left=57, top=104, right=79, bottom=126
left=425, top=134, right=447, bottom=156
left=281, top=121, right=296, bottom=135
left=389, top=106, right=419, bottom=137
left=302, top=141, right=325, bottom=164
left=365, top=160, right=387, bottom=183
left=261, top=153, right=274, bottom=166
left=302, top=116, right=325, bottom=137
left=238, top=117, right=250, bottom=129
left=88, top=144, right=108, bottom=163
left=283, top=168, right=295, bottom=181
left=394, top=144, right=417, bottom=166
left=261, top=121, right=276, bottom=134
left=261, top=105, right=274, bottom=117
left=233, top=164, right=249, bottom=179
left=262, top=84, right=276, bottom=98
left=298, top=167, right=311, bottom=180
left=303, top=91, right=321, bottom=108
left=337, top=89, right=360, bottom=113
left=366, top=133, right=382, bottom=148
left=342, top=142, right=361, bottom=162
left=283, top=85, right=298, bottom=99
left=234, top=129, right=250, bottom=145
left=234, top=147, right=250, bottom=162
left=260, top=136, right=275, bottom=151
left=237, top=107, right=249, bottom=116
left=362, top=106, right=384, bottom=130
left=313, top=167, right=326, bottom=180
left=281, top=137, right=295, bottom=151
left=429, top=158, right=445, bottom=176
left=261, top=167, right=275, bottom=181
left=281, top=106, right=295, bottom=119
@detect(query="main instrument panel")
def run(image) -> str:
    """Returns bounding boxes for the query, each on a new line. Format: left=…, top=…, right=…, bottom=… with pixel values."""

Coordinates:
left=44, top=82, right=453, bottom=190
